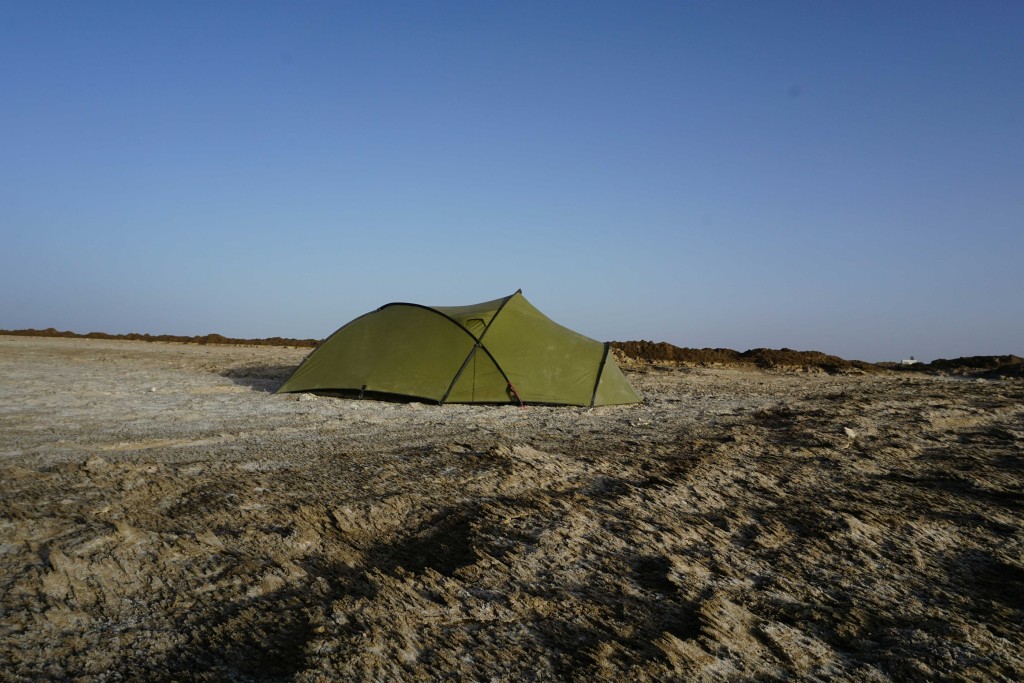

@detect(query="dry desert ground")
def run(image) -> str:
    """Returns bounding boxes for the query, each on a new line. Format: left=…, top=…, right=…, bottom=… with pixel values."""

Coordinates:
left=1, top=335, right=1022, bottom=681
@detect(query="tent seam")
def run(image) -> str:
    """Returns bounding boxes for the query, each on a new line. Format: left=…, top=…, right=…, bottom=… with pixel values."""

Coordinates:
left=438, top=290, right=521, bottom=404
left=590, top=342, right=611, bottom=407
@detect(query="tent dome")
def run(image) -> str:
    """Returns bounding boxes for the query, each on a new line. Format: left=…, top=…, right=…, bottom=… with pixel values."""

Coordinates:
left=278, top=290, right=641, bottom=406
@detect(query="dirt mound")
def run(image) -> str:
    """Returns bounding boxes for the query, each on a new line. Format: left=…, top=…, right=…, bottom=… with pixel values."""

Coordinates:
left=881, top=355, right=1024, bottom=378
left=929, top=355, right=1023, bottom=375
left=0, top=327, right=319, bottom=348
left=994, top=361, right=1024, bottom=378
left=738, top=347, right=873, bottom=373
left=610, top=341, right=740, bottom=365
left=611, top=341, right=877, bottom=374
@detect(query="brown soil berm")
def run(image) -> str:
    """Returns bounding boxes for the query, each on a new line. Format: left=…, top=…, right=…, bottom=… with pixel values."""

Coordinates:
left=611, top=340, right=878, bottom=374
left=0, top=327, right=319, bottom=348
left=879, top=354, right=1024, bottom=378
left=4, top=328, right=1017, bottom=378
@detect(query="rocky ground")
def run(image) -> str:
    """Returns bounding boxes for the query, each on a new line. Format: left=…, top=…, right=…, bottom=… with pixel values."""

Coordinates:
left=1, top=336, right=1022, bottom=681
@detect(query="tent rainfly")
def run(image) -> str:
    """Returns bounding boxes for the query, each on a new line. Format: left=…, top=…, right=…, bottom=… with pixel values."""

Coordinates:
left=278, top=290, right=642, bottom=406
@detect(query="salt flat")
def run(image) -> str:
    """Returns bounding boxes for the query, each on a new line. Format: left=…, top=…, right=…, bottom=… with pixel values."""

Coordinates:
left=1, top=336, right=1022, bottom=681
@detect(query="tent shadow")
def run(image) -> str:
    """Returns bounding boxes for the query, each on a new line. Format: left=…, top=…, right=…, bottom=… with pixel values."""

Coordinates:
left=220, top=364, right=299, bottom=393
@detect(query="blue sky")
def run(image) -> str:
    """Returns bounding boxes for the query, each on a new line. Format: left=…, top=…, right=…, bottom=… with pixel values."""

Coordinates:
left=2, top=1, right=1021, bottom=361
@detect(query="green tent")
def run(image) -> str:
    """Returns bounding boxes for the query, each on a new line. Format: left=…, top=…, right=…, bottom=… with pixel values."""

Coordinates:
left=278, top=290, right=641, bottom=406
